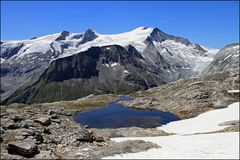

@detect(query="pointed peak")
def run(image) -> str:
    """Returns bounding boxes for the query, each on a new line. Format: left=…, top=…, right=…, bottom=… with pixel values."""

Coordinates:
left=84, top=29, right=97, bottom=35
left=60, top=30, right=70, bottom=35
left=83, top=29, right=98, bottom=38
left=78, top=29, right=98, bottom=45
left=152, top=27, right=165, bottom=34
left=55, top=31, right=70, bottom=41
left=134, top=26, right=149, bottom=30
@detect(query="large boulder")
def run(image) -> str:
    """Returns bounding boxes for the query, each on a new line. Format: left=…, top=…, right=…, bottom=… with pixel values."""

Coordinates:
left=7, top=141, right=39, bottom=157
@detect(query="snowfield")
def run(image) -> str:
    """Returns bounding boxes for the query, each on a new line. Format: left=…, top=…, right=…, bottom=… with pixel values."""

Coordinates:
left=103, top=102, right=240, bottom=159
left=228, top=90, right=240, bottom=93
left=103, top=132, right=239, bottom=159
left=157, top=102, right=239, bottom=135
left=2, top=27, right=218, bottom=74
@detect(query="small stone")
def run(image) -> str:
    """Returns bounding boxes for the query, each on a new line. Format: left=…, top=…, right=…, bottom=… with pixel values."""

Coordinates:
left=21, top=123, right=29, bottom=129
left=59, top=110, right=74, bottom=116
left=24, top=119, right=35, bottom=127
left=7, top=141, right=39, bottom=157
left=20, top=129, right=36, bottom=137
left=84, top=125, right=89, bottom=129
left=50, top=114, right=59, bottom=119
left=15, top=135, right=25, bottom=140
left=35, top=150, right=53, bottom=159
left=3, top=122, right=20, bottom=129
left=76, top=130, right=93, bottom=142
left=51, top=119, right=61, bottom=123
left=11, top=116, right=24, bottom=122
left=48, top=110, right=55, bottom=116
left=0, top=127, right=5, bottom=134
left=93, top=136, right=105, bottom=142
left=43, top=127, right=51, bottom=134
left=34, top=115, right=51, bottom=126
left=35, top=132, right=44, bottom=143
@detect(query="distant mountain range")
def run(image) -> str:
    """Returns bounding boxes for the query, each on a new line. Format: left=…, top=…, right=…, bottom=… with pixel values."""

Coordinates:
left=1, top=27, right=239, bottom=104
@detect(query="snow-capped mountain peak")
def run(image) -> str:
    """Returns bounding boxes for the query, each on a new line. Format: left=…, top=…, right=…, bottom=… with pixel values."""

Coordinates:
left=1, top=26, right=219, bottom=100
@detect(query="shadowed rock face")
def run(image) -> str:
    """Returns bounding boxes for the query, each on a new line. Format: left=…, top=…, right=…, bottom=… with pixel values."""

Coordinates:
left=1, top=42, right=24, bottom=59
left=42, top=47, right=101, bottom=82
left=2, top=45, right=167, bottom=104
left=78, top=29, right=98, bottom=45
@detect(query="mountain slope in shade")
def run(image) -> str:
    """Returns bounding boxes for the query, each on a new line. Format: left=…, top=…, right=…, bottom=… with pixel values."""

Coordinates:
left=204, top=43, right=239, bottom=74
left=1, top=27, right=215, bottom=100
left=3, top=45, right=168, bottom=104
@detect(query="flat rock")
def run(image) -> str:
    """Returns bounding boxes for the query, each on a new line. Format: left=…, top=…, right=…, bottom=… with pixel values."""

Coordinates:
left=34, top=115, right=51, bottom=126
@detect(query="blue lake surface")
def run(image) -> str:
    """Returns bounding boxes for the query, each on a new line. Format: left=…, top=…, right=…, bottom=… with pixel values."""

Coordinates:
left=73, top=96, right=180, bottom=128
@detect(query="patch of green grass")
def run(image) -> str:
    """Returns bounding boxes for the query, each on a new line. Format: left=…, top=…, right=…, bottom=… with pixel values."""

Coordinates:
left=65, top=101, right=108, bottom=110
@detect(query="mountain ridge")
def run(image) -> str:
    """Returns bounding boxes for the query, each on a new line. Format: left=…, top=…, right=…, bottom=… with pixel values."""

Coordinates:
left=0, top=27, right=222, bottom=101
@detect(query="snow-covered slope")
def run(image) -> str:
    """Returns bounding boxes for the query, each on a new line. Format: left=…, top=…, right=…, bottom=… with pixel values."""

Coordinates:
left=157, top=102, right=239, bottom=135
left=62, top=27, right=153, bottom=55
left=1, top=27, right=211, bottom=65
left=0, top=27, right=216, bottom=100
left=204, top=43, right=239, bottom=74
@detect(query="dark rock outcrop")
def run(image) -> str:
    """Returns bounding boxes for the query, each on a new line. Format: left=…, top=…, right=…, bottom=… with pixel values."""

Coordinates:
left=78, top=29, right=98, bottom=45
left=7, top=141, right=39, bottom=157
left=3, top=45, right=165, bottom=104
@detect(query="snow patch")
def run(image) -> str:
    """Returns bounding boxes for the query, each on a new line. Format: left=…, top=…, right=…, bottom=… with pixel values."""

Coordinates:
left=223, top=54, right=232, bottom=61
left=228, top=90, right=240, bottom=93
left=111, top=63, right=119, bottom=67
left=104, top=132, right=239, bottom=159
left=158, top=102, right=239, bottom=135
left=123, top=70, right=129, bottom=74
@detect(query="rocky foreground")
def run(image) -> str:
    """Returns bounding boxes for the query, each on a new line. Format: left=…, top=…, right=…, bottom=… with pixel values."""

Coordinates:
left=0, top=95, right=161, bottom=159
left=0, top=71, right=239, bottom=159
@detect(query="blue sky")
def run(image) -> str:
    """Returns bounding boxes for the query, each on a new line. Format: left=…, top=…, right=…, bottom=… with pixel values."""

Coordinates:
left=1, top=1, right=239, bottom=48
